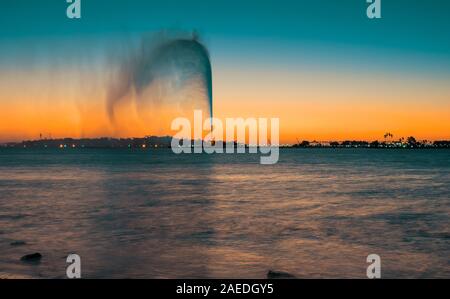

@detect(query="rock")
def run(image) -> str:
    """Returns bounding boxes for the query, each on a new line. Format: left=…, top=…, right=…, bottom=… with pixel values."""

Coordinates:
left=20, top=253, right=42, bottom=262
left=267, top=270, right=297, bottom=279
left=10, top=241, right=26, bottom=246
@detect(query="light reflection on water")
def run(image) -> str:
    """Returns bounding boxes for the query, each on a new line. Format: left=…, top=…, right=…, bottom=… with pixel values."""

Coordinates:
left=0, top=148, right=449, bottom=278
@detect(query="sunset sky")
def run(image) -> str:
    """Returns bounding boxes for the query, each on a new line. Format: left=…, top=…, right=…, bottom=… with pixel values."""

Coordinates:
left=1, top=0, right=450, bottom=143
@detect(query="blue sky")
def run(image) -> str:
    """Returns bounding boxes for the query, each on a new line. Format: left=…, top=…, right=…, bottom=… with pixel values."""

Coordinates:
left=1, top=0, right=450, bottom=63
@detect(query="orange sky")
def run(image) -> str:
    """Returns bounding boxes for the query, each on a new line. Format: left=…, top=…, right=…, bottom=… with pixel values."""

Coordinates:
left=1, top=65, right=450, bottom=144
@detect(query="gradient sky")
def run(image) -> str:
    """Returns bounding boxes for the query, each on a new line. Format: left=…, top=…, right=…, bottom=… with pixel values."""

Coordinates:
left=1, top=0, right=450, bottom=142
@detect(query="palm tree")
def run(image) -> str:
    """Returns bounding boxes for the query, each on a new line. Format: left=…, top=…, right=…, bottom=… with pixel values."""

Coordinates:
left=384, top=132, right=393, bottom=143
left=407, top=136, right=417, bottom=147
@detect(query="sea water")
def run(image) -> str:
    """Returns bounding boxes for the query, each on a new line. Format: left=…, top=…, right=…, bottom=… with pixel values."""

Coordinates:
left=0, top=148, right=449, bottom=278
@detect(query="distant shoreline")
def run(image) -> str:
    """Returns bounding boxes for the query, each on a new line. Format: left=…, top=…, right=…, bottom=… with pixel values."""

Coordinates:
left=1, top=136, right=449, bottom=149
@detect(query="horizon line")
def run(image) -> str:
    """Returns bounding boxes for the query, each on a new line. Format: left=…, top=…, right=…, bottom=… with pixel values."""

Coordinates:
left=2, top=135, right=450, bottom=147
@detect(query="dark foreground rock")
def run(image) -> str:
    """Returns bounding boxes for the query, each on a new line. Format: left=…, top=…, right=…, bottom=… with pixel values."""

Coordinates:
left=267, top=270, right=297, bottom=279
left=20, top=253, right=42, bottom=262
left=10, top=241, right=26, bottom=246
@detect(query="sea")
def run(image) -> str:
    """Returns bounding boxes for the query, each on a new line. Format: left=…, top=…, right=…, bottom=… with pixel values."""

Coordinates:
left=0, top=148, right=449, bottom=278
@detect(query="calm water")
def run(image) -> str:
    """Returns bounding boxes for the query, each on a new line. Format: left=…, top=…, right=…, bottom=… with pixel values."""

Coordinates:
left=0, top=148, right=449, bottom=278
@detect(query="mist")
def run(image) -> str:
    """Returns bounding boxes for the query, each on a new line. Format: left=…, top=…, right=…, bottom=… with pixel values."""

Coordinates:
left=106, top=31, right=213, bottom=127
left=0, top=30, right=213, bottom=141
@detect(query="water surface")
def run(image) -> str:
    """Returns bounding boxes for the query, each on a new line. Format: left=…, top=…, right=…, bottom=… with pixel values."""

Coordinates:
left=0, top=148, right=449, bottom=278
